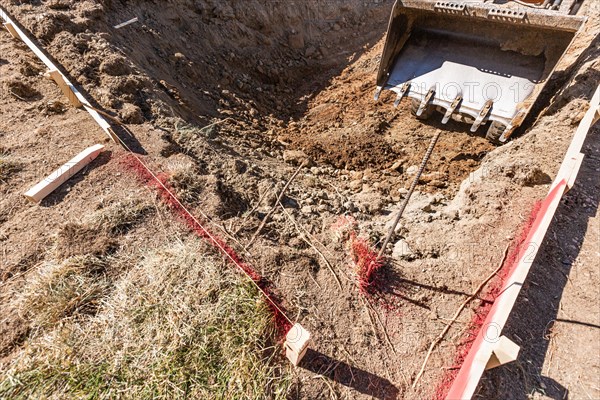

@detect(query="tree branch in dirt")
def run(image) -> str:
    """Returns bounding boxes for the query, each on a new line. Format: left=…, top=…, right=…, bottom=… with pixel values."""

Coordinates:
left=278, top=201, right=343, bottom=289
left=412, top=243, right=510, bottom=388
left=234, top=187, right=272, bottom=236
left=363, top=295, right=396, bottom=354
left=245, top=161, right=306, bottom=249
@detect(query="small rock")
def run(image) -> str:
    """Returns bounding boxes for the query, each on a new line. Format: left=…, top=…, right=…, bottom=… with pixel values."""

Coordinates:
left=301, top=205, right=313, bottom=214
left=343, top=201, right=355, bottom=212
left=398, top=188, right=409, bottom=196
left=305, top=46, right=317, bottom=58
left=390, top=160, right=403, bottom=172
left=333, top=23, right=341, bottom=31
left=233, top=159, right=247, bottom=174
left=353, top=188, right=384, bottom=213
left=283, top=150, right=313, bottom=166
left=119, top=103, right=144, bottom=124
left=349, top=179, right=363, bottom=191
left=288, top=33, right=305, bottom=49
left=429, top=308, right=439, bottom=320
left=441, top=208, right=459, bottom=221
left=406, top=165, right=419, bottom=175
left=392, top=239, right=413, bottom=259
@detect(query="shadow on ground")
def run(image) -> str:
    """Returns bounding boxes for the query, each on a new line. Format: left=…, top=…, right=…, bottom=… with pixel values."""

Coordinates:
left=474, top=123, right=600, bottom=399
left=300, top=348, right=400, bottom=400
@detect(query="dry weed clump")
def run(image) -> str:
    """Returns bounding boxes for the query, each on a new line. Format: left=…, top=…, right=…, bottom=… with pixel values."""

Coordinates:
left=54, top=197, right=152, bottom=259
left=169, top=166, right=206, bottom=205
left=54, top=223, right=118, bottom=259
left=1, top=239, right=290, bottom=399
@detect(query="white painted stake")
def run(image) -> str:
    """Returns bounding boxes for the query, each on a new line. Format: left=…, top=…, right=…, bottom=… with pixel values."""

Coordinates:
left=285, top=323, right=311, bottom=366
left=114, top=17, right=138, bottom=29
left=446, top=85, right=600, bottom=400
left=23, top=144, right=105, bottom=203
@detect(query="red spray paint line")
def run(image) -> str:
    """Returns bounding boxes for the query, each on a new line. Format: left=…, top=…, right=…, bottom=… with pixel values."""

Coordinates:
left=118, top=153, right=292, bottom=336
left=433, top=198, right=544, bottom=400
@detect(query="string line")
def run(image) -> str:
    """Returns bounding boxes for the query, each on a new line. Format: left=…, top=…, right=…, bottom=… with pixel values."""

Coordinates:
left=106, top=121, right=294, bottom=327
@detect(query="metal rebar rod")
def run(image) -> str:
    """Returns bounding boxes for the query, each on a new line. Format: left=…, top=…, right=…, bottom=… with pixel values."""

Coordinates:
left=378, top=129, right=443, bottom=259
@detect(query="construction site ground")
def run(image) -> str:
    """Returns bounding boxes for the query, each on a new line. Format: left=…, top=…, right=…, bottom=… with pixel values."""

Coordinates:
left=0, top=1, right=598, bottom=399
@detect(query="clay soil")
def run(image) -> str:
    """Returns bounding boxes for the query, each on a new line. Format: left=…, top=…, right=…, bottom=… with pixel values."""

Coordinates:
left=1, top=0, right=599, bottom=399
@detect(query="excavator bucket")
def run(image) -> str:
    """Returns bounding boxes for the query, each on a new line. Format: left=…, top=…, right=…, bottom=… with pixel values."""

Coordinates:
left=375, top=0, right=586, bottom=143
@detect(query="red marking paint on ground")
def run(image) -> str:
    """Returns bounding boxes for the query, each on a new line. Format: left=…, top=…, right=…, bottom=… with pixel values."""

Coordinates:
left=331, top=216, right=402, bottom=313
left=434, top=193, right=549, bottom=400
left=350, top=233, right=384, bottom=294
left=118, top=153, right=292, bottom=336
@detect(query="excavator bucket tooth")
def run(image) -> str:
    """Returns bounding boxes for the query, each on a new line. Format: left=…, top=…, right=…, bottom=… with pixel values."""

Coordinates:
left=471, top=100, right=494, bottom=132
left=442, top=94, right=463, bottom=124
left=394, top=82, right=411, bottom=107
left=417, top=87, right=436, bottom=116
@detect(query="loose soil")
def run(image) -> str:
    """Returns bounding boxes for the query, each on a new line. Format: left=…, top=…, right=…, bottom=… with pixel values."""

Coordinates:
left=1, top=0, right=599, bottom=399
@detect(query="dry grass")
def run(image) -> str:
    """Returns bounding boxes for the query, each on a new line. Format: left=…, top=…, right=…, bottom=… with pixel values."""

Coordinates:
left=169, top=166, right=206, bottom=206
left=0, top=239, right=290, bottom=399
left=90, top=198, right=154, bottom=235
left=19, top=255, right=109, bottom=329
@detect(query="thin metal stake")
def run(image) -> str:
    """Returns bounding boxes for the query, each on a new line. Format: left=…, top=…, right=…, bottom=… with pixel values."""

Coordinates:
left=378, top=129, right=443, bottom=259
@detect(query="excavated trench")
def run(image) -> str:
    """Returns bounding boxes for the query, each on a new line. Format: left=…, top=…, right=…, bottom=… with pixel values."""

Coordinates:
left=2, top=1, right=597, bottom=399
left=3, top=0, right=496, bottom=191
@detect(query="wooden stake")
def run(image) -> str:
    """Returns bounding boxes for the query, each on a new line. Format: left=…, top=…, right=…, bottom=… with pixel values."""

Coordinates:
left=3, top=22, right=19, bottom=40
left=0, top=7, right=116, bottom=142
left=23, top=144, right=104, bottom=203
left=284, top=323, right=311, bottom=366
left=46, top=69, right=83, bottom=107
left=485, top=336, right=520, bottom=370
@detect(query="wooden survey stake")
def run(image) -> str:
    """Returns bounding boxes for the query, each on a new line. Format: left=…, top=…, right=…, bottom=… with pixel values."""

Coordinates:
left=0, top=7, right=117, bottom=142
left=285, top=323, right=311, bottom=366
left=3, top=22, right=19, bottom=40
left=46, top=69, right=83, bottom=107
left=485, top=336, right=520, bottom=370
left=24, top=144, right=105, bottom=203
